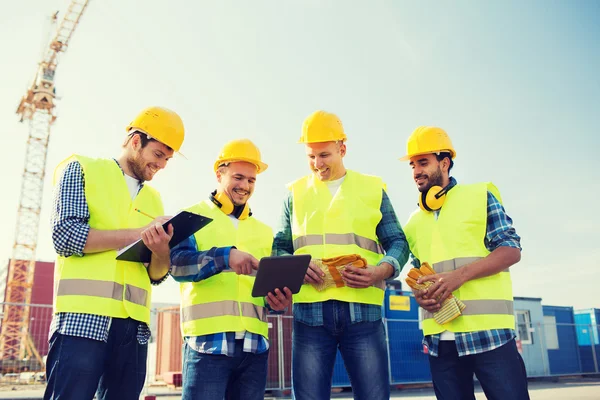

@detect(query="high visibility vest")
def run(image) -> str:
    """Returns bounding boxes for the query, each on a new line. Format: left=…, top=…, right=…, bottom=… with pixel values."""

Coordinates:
left=289, top=170, right=386, bottom=306
left=404, top=182, right=515, bottom=335
left=53, top=155, right=163, bottom=324
left=179, top=200, right=273, bottom=338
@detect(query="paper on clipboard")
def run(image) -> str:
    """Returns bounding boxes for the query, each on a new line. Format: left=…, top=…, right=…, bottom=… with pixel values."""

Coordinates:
left=116, top=211, right=213, bottom=263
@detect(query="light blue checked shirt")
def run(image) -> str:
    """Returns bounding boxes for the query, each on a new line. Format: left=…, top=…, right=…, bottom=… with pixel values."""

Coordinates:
left=49, top=159, right=167, bottom=345
left=412, top=178, right=521, bottom=357
left=170, top=234, right=275, bottom=357
left=272, top=188, right=410, bottom=326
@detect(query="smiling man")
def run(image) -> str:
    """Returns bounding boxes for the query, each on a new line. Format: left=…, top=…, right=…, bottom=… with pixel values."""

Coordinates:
left=273, top=110, right=409, bottom=400
left=169, top=139, right=292, bottom=400
left=401, top=126, right=529, bottom=400
left=45, top=106, right=184, bottom=400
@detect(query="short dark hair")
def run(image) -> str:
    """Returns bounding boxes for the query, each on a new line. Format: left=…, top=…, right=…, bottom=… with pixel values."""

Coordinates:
left=138, top=133, right=156, bottom=148
left=436, top=152, right=454, bottom=172
left=123, top=131, right=172, bottom=151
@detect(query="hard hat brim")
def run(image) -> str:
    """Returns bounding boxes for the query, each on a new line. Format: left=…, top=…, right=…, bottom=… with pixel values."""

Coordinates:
left=128, top=128, right=186, bottom=158
left=214, top=158, right=268, bottom=174
left=399, top=149, right=456, bottom=161
left=298, top=138, right=347, bottom=144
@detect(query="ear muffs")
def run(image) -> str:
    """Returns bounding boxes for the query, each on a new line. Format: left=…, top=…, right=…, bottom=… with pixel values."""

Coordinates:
left=419, top=184, right=452, bottom=212
left=210, top=190, right=251, bottom=220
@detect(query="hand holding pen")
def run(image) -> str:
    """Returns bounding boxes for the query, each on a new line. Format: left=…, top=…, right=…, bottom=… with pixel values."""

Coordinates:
left=135, top=208, right=173, bottom=259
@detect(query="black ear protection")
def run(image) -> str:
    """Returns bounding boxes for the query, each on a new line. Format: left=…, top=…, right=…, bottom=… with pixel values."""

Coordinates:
left=209, top=190, right=251, bottom=220
left=419, top=184, right=452, bottom=212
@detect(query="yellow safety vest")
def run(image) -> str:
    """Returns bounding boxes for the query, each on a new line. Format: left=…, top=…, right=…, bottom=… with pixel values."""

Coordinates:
left=289, top=170, right=386, bottom=306
left=179, top=199, right=273, bottom=338
left=53, top=155, right=163, bottom=324
left=404, top=182, right=515, bottom=335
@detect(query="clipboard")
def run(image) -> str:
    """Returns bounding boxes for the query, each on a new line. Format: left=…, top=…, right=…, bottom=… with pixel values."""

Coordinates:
left=251, top=254, right=311, bottom=297
left=116, top=211, right=213, bottom=263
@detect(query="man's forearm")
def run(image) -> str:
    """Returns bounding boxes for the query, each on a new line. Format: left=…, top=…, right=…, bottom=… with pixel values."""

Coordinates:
left=459, top=246, right=521, bottom=283
left=377, top=262, right=395, bottom=280
left=148, top=254, right=170, bottom=282
left=83, top=228, right=141, bottom=254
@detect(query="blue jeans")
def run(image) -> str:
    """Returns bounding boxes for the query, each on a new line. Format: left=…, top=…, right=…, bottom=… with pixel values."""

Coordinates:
left=429, top=339, right=530, bottom=400
left=182, top=340, right=269, bottom=400
left=292, top=301, right=390, bottom=400
left=43, top=317, right=147, bottom=400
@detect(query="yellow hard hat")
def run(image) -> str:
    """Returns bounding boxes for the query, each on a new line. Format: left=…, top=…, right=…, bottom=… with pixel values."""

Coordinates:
left=126, top=106, right=185, bottom=152
left=299, top=110, right=347, bottom=143
left=213, top=139, right=268, bottom=173
left=400, top=126, right=456, bottom=161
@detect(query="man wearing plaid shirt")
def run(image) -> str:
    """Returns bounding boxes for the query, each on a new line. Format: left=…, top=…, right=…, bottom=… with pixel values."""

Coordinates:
left=45, top=107, right=184, bottom=400
left=170, top=139, right=291, bottom=400
left=401, top=126, right=529, bottom=400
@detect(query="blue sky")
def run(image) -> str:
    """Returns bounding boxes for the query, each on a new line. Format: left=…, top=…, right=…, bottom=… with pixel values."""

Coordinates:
left=1, top=0, right=599, bottom=309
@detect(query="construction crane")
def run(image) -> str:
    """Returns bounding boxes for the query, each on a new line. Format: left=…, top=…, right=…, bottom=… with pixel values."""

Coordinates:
left=0, top=0, right=90, bottom=372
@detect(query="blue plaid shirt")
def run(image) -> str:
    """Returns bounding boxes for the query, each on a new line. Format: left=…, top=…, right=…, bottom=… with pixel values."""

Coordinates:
left=49, top=159, right=165, bottom=345
left=413, top=177, right=521, bottom=357
left=272, top=188, right=410, bottom=326
left=170, top=237, right=270, bottom=357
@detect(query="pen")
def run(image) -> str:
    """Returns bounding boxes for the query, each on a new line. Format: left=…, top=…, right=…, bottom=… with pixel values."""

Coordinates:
left=134, top=208, right=156, bottom=220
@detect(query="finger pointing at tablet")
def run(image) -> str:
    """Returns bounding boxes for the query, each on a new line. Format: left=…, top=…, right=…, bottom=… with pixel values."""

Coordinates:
left=229, top=249, right=258, bottom=275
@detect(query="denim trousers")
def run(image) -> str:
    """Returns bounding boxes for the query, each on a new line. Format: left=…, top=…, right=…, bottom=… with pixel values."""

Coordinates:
left=292, top=301, right=390, bottom=400
left=44, top=317, right=147, bottom=400
left=429, top=338, right=530, bottom=400
left=182, top=340, right=269, bottom=400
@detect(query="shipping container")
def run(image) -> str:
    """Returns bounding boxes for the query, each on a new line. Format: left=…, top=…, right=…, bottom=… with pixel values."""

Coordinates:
left=266, top=309, right=293, bottom=390
left=154, top=306, right=183, bottom=379
left=574, top=309, right=600, bottom=373
left=514, top=297, right=549, bottom=377
left=29, top=261, right=55, bottom=357
left=332, top=350, right=350, bottom=387
left=542, top=305, right=582, bottom=375
left=385, top=290, right=430, bottom=383
left=1, top=260, right=55, bottom=358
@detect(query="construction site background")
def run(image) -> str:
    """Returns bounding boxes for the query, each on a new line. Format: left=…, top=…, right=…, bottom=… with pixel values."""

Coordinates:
left=1, top=301, right=598, bottom=396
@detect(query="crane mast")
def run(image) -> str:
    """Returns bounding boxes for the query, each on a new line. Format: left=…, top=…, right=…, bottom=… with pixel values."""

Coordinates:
left=0, top=0, right=90, bottom=368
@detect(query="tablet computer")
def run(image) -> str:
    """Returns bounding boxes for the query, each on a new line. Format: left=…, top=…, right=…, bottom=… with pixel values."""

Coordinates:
left=116, top=211, right=213, bottom=263
left=251, top=254, right=311, bottom=298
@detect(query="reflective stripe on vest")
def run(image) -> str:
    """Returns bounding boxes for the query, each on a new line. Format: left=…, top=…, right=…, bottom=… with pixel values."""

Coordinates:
left=57, top=279, right=148, bottom=306
left=422, top=256, right=514, bottom=320
left=53, top=155, right=162, bottom=323
left=294, top=233, right=384, bottom=255
left=289, top=171, right=386, bottom=306
left=179, top=199, right=273, bottom=338
left=181, top=301, right=267, bottom=323
left=403, top=182, right=515, bottom=335
left=433, top=256, right=509, bottom=273
left=423, top=300, right=514, bottom=320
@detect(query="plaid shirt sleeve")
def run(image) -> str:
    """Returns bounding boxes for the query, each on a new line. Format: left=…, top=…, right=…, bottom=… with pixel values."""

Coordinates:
left=272, top=192, right=295, bottom=256
left=485, top=191, right=521, bottom=252
left=377, top=190, right=410, bottom=280
left=169, top=235, right=233, bottom=282
left=51, top=161, right=90, bottom=257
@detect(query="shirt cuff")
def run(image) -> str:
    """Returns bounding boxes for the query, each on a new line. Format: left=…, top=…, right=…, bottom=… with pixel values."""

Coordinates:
left=221, top=246, right=235, bottom=271
left=378, top=256, right=400, bottom=280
